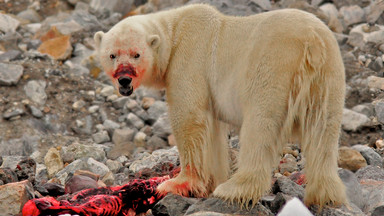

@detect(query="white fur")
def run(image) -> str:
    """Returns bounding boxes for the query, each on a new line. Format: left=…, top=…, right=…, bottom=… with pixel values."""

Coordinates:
left=95, top=4, right=347, bottom=208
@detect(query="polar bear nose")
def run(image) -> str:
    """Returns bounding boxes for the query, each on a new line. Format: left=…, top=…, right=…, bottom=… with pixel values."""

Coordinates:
left=118, top=76, right=132, bottom=88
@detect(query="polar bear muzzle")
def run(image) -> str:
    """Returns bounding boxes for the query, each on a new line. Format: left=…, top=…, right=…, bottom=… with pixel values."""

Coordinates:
left=118, top=77, right=134, bottom=96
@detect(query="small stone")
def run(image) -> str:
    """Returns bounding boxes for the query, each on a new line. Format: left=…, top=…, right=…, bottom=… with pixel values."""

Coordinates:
left=24, top=80, right=47, bottom=105
left=101, top=171, right=115, bottom=186
left=100, top=85, right=115, bottom=97
left=356, top=165, right=384, bottom=181
left=273, top=176, right=304, bottom=199
left=72, top=100, right=86, bottom=111
left=368, top=76, right=384, bottom=90
left=0, top=168, right=18, bottom=184
left=338, top=169, right=365, bottom=210
left=112, top=128, right=136, bottom=145
left=347, top=24, right=384, bottom=49
left=168, top=134, right=176, bottom=146
left=147, top=101, right=168, bottom=123
left=65, top=174, right=98, bottom=194
left=74, top=170, right=100, bottom=181
left=103, top=119, right=120, bottom=133
left=360, top=179, right=384, bottom=214
left=152, top=194, right=198, bottom=216
left=0, top=13, right=20, bottom=33
left=369, top=56, right=384, bottom=72
left=0, top=63, right=23, bottom=86
left=141, top=97, right=156, bottom=110
left=152, top=113, right=172, bottom=139
left=87, top=158, right=109, bottom=177
left=375, top=139, right=384, bottom=149
left=27, top=105, right=43, bottom=118
left=55, top=159, right=87, bottom=185
left=129, top=146, right=179, bottom=173
left=0, top=50, right=22, bottom=62
left=53, top=20, right=84, bottom=35
left=88, top=105, right=99, bottom=113
left=279, top=154, right=298, bottom=174
left=14, top=158, right=36, bottom=184
left=338, top=147, right=367, bottom=172
left=106, top=159, right=122, bottom=174
left=90, top=0, right=134, bottom=17
left=147, top=136, right=168, bottom=151
left=375, top=100, right=384, bottom=124
left=16, top=9, right=42, bottom=23
left=339, top=5, right=366, bottom=27
left=112, top=97, right=129, bottom=109
left=125, top=99, right=141, bottom=112
left=134, top=132, right=147, bottom=147
left=3, top=108, right=24, bottom=120
left=126, top=113, right=145, bottom=129
left=0, top=180, right=34, bottom=215
left=106, top=94, right=118, bottom=102
left=60, top=143, right=106, bottom=163
left=92, top=130, right=110, bottom=144
left=372, top=205, right=384, bottom=216
left=341, top=108, right=370, bottom=131
left=44, top=148, right=64, bottom=178
left=351, top=145, right=383, bottom=167
left=352, top=103, right=374, bottom=117
left=37, top=35, right=73, bottom=60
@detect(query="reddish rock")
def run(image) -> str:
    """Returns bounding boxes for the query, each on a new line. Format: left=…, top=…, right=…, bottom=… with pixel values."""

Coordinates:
left=37, top=35, right=72, bottom=60
left=65, top=174, right=98, bottom=194
left=338, top=147, right=367, bottom=172
left=0, top=180, right=34, bottom=215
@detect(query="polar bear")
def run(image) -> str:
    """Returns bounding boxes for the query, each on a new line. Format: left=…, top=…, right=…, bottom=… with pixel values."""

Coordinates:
left=94, top=4, right=347, bottom=208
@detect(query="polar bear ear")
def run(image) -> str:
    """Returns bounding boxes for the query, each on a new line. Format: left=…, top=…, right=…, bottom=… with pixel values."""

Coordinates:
left=94, top=31, right=105, bottom=50
left=147, top=35, right=160, bottom=49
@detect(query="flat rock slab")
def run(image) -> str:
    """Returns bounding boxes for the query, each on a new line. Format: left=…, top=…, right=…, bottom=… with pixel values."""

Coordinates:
left=0, top=63, right=23, bottom=86
left=0, top=180, right=34, bottom=215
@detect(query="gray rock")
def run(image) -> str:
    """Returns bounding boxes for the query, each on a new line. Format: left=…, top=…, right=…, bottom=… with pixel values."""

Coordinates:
left=134, top=131, right=146, bottom=147
left=0, top=13, right=20, bottom=33
left=103, top=119, right=120, bottom=134
left=352, top=145, right=383, bottom=167
left=0, top=63, right=23, bottom=86
left=70, top=9, right=102, bottom=31
left=356, top=165, right=384, bottom=181
left=375, top=100, right=384, bottom=124
left=147, top=136, right=168, bottom=151
left=352, top=103, right=374, bottom=117
left=72, top=100, right=86, bottom=111
left=320, top=3, right=338, bottom=19
left=68, top=62, right=90, bottom=76
left=360, top=179, right=384, bottom=215
left=35, top=163, right=48, bottom=182
left=369, top=56, right=384, bottom=72
left=310, top=203, right=365, bottom=216
left=341, top=108, right=370, bottom=131
left=112, top=97, right=129, bottom=109
left=372, top=205, right=384, bottom=216
left=112, top=127, right=136, bottom=145
left=92, top=130, right=110, bottom=144
left=279, top=154, right=298, bottom=174
left=55, top=159, right=87, bottom=184
left=71, top=43, right=93, bottom=65
left=60, top=143, right=106, bottom=163
left=348, top=24, right=384, bottom=49
left=0, top=135, right=40, bottom=157
left=129, top=146, right=179, bottom=173
left=338, top=169, right=365, bottom=210
left=0, top=50, right=22, bottom=62
left=333, top=33, right=349, bottom=45
left=24, top=80, right=47, bottom=105
left=100, top=85, right=115, bottom=97
left=339, top=5, right=365, bottom=27
left=185, top=197, right=273, bottom=215
left=106, top=159, right=122, bottom=174
left=27, top=105, right=43, bottom=118
left=107, top=140, right=135, bottom=160
left=147, top=101, right=168, bottom=123
left=17, top=9, right=42, bottom=23
left=152, top=194, right=199, bottom=216
left=273, top=176, right=304, bottom=199
left=152, top=113, right=173, bottom=139
left=3, top=108, right=24, bottom=120
left=249, top=0, right=271, bottom=11
left=90, top=0, right=134, bottom=16
left=87, top=158, right=109, bottom=177
left=126, top=113, right=145, bottom=129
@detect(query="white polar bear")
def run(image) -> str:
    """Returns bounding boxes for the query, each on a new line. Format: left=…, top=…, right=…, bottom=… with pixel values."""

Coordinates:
left=94, top=4, right=347, bottom=208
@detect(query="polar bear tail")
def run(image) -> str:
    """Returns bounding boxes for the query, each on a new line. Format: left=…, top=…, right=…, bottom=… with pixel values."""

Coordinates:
left=282, top=28, right=347, bottom=207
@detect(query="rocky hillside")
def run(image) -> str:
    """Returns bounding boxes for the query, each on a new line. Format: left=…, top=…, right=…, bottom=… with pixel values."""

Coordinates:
left=0, top=0, right=384, bottom=215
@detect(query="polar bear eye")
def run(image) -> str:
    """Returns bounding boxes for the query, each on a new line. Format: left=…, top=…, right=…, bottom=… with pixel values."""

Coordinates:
left=134, top=53, right=140, bottom=59
left=110, top=54, right=116, bottom=60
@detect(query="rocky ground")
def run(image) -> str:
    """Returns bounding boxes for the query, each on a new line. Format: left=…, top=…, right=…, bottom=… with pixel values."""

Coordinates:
left=0, top=0, right=384, bottom=215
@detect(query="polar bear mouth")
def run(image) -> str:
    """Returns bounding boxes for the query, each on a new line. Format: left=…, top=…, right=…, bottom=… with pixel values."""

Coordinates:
left=113, top=64, right=137, bottom=78
left=119, top=85, right=134, bottom=96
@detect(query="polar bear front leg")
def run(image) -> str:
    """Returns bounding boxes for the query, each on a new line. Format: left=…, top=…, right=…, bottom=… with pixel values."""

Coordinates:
left=213, top=115, right=281, bottom=207
left=157, top=85, right=229, bottom=198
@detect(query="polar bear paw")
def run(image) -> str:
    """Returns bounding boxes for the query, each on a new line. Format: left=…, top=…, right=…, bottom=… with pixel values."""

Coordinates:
left=156, top=174, right=209, bottom=198
left=213, top=175, right=268, bottom=208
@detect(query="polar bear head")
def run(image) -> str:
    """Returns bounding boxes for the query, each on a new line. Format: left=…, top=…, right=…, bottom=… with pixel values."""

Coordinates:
left=94, top=17, right=162, bottom=96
